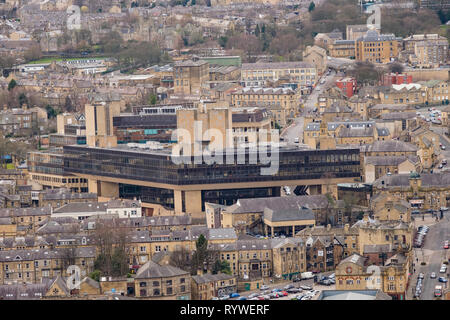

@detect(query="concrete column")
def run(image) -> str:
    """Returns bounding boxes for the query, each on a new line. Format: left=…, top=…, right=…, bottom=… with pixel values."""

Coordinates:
left=88, top=179, right=98, bottom=194
left=271, top=226, right=274, bottom=238
left=99, top=181, right=119, bottom=200
left=292, top=225, right=295, bottom=237
left=185, top=190, right=203, bottom=219
left=264, top=225, right=268, bottom=237
left=308, top=185, right=322, bottom=195
left=174, top=190, right=183, bottom=214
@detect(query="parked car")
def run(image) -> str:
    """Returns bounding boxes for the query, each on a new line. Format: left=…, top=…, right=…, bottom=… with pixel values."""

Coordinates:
left=444, top=241, right=449, bottom=249
left=284, top=284, right=294, bottom=290
left=300, top=285, right=312, bottom=290
left=260, top=285, right=270, bottom=290
left=238, top=296, right=247, bottom=300
left=440, top=265, right=447, bottom=273
left=439, top=277, right=448, bottom=283
left=418, top=273, right=425, bottom=279
left=219, top=295, right=229, bottom=300
left=431, top=272, right=436, bottom=279
left=248, top=293, right=259, bottom=299
left=229, top=293, right=240, bottom=298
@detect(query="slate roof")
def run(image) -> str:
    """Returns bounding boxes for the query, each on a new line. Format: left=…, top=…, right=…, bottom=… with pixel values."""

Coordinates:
left=362, top=140, right=418, bottom=153
left=241, top=61, right=313, bottom=70
left=373, top=172, right=450, bottom=188
left=263, top=207, right=315, bottom=222
left=135, top=260, right=189, bottom=279
left=192, top=273, right=235, bottom=284
left=226, top=195, right=338, bottom=215
left=0, top=206, right=52, bottom=218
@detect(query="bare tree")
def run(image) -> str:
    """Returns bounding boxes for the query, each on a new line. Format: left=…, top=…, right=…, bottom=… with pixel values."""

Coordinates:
left=169, top=246, right=192, bottom=272
left=91, top=218, right=131, bottom=277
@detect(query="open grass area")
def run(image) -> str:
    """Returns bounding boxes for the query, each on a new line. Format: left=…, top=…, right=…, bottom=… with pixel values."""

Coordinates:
left=27, top=56, right=108, bottom=64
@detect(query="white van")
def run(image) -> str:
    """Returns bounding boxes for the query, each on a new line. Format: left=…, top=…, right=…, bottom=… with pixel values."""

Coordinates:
left=301, top=272, right=314, bottom=280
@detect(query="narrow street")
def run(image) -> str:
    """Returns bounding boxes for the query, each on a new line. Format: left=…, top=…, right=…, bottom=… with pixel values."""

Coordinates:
left=280, top=69, right=337, bottom=145
left=408, top=212, right=450, bottom=300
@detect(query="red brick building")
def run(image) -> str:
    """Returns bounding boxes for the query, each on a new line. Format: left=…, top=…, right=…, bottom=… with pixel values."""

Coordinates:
left=336, top=77, right=357, bottom=98
left=382, top=73, right=413, bottom=86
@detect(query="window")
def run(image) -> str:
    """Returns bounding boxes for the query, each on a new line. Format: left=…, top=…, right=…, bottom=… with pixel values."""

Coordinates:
left=140, top=282, right=147, bottom=287
left=166, top=280, right=172, bottom=286
left=166, top=287, right=173, bottom=295
left=180, top=285, right=185, bottom=292
left=180, top=278, right=185, bottom=284
left=140, top=289, right=147, bottom=296
left=153, top=281, right=159, bottom=287
left=153, top=289, right=160, bottom=296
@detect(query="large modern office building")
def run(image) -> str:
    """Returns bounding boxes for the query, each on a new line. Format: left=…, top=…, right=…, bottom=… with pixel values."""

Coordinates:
left=63, top=143, right=361, bottom=217
left=58, top=102, right=362, bottom=218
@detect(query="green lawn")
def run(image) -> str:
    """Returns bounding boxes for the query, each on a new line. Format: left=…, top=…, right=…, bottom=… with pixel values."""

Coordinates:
left=28, top=56, right=109, bottom=64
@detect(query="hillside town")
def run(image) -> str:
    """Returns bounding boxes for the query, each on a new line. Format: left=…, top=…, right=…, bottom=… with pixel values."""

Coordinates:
left=0, top=0, right=449, bottom=302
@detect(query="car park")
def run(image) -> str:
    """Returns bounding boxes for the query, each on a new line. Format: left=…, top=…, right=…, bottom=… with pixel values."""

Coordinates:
left=300, top=285, right=312, bottom=290
left=284, top=284, right=294, bottom=290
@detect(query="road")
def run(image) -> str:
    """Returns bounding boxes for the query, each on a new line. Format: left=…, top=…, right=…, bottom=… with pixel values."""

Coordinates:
left=410, top=212, right=450, bottom=300
left=280, top=69, right=338, bottom=145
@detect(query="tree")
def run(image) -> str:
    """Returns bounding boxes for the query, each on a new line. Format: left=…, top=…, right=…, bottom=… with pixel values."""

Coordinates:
left=389, top=63, right=404, bottom=74
left=89, top=270, right=102, bottom=282
left=169, top=246, right=192, bottom=272
left=347, top=61, right=381, bottom=85
left=148, top=94, right=157, bottom=105
left=191, top=234, right=211, bottom=275
left=308, top=1, right=315, bottom=12
left=45, top=105, right=58, bottom=119
left=218, top=36, right=228, bottom=48
left=255, top=24, right=260, bottom=37
left=92, top=218, right=131, bottom=277
left=18, top=93, right=28, bottom=107
left=212, top=260, right=232, bottom=275
left=64, top=96, right=75, bottom=112
left=23, top=44, right=42, bottom=62
left=8, top=79, right=16, bottom=91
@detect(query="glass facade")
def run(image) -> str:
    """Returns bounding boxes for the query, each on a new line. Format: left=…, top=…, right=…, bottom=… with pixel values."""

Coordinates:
left=63, top=145, right=361, bottom=186
left=119, top=184, right=175, bottom=209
